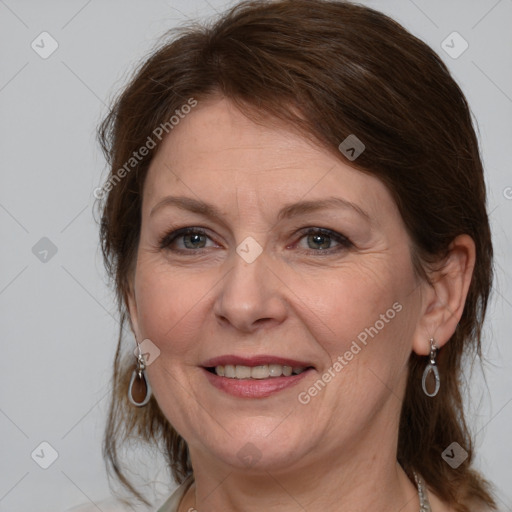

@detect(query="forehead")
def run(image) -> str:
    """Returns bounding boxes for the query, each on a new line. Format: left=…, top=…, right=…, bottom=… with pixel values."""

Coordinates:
left=143, top=97, right=397, bottom=225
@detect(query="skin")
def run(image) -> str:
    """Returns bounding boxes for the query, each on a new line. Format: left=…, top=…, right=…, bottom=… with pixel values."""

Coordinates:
left=127, top=97, right=475, bottom=512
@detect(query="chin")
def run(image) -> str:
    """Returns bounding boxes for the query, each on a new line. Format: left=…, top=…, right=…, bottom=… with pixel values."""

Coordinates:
left=199, top=425, right=312, bottom=472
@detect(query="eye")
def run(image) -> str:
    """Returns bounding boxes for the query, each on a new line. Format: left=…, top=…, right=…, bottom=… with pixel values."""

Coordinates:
left=159, top=227, right=218, bottom=252
left=293, top=228, right=353, bottom=254
left=158, top=226, right=353, bottom=255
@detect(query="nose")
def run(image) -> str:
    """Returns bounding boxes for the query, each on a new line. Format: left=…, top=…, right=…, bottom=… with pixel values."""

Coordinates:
left=213, top=247, right=288, bottom=334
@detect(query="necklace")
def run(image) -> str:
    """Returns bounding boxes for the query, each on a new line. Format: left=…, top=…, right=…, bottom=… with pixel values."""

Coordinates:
left=413, top=470, right=432, bottom=512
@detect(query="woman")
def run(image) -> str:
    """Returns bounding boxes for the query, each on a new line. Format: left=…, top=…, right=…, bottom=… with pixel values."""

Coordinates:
left=96, top=1, right=498, bottom=511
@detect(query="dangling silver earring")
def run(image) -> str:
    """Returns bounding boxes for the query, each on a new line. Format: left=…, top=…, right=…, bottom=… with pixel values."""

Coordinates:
left=421, top=338, right=440, bottom=397
left=128, top=341, right=152, bottom=407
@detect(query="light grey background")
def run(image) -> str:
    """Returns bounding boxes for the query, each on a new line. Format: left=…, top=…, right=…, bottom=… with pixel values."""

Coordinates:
left=1, top=1, right=511, bottom=511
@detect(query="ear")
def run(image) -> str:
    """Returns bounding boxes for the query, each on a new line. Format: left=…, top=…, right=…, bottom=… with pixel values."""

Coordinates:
left=411, top=234, right=476, bottom=356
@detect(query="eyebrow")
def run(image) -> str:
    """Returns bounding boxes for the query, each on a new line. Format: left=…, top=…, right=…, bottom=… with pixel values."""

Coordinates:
left=149, top=195, right=371, bottom=223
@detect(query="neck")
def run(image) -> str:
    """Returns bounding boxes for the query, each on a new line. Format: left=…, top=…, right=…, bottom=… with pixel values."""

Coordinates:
left=183, top=432, right=421, bottom=512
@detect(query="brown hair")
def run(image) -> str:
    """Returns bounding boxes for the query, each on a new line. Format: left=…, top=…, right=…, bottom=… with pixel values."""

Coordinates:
left=97, top=1, right=496, bottom=510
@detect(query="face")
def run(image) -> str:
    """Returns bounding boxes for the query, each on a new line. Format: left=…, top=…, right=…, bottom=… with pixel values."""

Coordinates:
left=128, top=97, right=427, bottom=474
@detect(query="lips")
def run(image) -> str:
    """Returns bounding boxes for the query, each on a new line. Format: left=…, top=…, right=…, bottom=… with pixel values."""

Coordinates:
left=201, top=355, right=315, bottom=398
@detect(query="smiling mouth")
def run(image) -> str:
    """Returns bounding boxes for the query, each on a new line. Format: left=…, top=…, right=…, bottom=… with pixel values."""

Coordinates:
left=205, top=364, right=313, bottom=379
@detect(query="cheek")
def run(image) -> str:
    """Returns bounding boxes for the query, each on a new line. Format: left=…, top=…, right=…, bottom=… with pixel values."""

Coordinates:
left=133, top=256, right=218, bottom=355
left=294, top=257, right=417, bottom=376
left=295, top=265, right=397, bottom=341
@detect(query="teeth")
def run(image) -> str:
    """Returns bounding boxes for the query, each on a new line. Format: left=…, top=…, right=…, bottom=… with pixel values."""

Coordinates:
left=213, top=364, right=307, bottom=379
left=283, top=365, right=293, bottom=377
left=252, top=365, right=270, bottom=379
left=268, top=364, right=283, bottom=377
left=235, top=365, right=251, bottom=379
left=225, top=365, right=236, bottom=378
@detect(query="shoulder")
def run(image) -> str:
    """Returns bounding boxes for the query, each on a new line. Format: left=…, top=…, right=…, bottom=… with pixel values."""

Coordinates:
left=155, top=475, right=195, bottom=512
left=65, top=501, right=130, bottom=512
left=427, top=487, right=497, bottom=512
left=467, top=502, right=501, bottom=512
left=65, top=476, right=194, bottom=512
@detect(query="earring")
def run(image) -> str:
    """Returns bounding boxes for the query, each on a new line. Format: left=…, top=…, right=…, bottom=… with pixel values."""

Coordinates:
left=128, top=341, right=152, bottom=407
left=421, top=338, right=440, bottom=397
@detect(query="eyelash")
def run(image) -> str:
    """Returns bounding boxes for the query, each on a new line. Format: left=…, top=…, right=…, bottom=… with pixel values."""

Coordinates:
left=158, top=226, right=353, bottom=255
